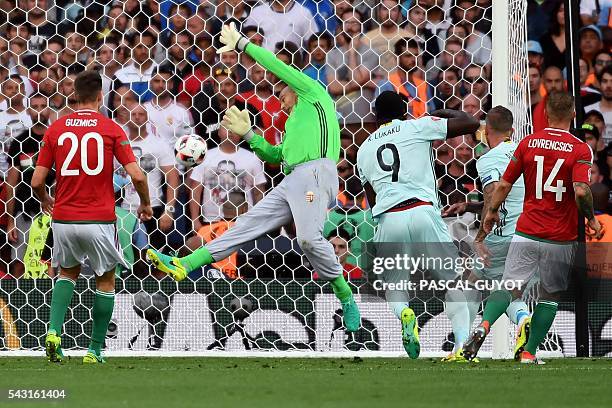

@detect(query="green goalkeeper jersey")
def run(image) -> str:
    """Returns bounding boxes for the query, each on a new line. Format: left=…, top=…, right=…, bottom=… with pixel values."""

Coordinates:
left=243, top=43, right=340, bottom=174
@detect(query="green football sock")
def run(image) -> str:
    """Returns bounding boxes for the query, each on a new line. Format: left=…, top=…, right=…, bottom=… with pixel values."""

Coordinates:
left=181, top=247, right=214, bottom=272
left=481, top=290, right=512, bottom=330
left=48, top=277, right=76, bottom=335
left=330, top=275, right=353, bottom=304
left=89, top=290, right=115, bottom=356
left=525, top=301, right=558, bottom=355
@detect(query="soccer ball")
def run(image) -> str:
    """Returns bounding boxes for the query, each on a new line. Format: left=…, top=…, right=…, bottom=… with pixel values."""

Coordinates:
left=174, top=134, right=207, bottom=168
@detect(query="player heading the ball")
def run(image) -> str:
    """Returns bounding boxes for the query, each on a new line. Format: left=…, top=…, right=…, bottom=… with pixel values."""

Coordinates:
left=32, top=70, right=153, bottom=364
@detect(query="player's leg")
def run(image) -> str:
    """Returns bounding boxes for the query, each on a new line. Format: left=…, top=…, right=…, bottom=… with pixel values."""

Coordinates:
left=375, top=211, right=421, bottom=358
left=84, top=270, right=115, bottom=364
left=409, top=206, right=470, bottom=360
left=285, top=159, right=360, bottom=332
left=469, top=238, right=531, bottom=360
left=82, top=223, right=127, bottom=363
left=520, top=241, right=575, bottom=364
left=464, top=235, right=538, bottom=360
left=46, top=223, right=83, bottom=363
left=148, top=184, right=293, bottom=280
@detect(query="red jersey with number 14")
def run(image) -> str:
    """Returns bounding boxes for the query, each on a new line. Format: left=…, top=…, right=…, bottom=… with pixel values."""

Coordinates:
left=37, top=109, right=136, bottom=222
left=502, top=128, right=592, bottom=242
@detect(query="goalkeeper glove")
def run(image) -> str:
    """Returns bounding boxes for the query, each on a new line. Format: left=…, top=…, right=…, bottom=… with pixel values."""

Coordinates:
left=222, top=106, right=255, bottom=141
left=217, top=22, right=250, bottom=54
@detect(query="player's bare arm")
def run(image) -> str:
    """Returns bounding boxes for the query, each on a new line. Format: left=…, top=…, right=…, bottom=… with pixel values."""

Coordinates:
left=363, top=181, right=376, bottom=208
left=124, top=162, right=153, bottom=222
left=482, top=178, right=513, bottom=235
left=31, top=165, right=54, bottom=215
left=441, top=200, right=483, bottom=217
left=430, top=109, right=480, bottom=138
left=574, top=181, right=604, bottom=240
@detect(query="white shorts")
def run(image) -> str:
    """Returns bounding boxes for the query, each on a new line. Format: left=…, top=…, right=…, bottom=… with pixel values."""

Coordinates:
left=503, top=234, right=576, bottom=294
left=51, top=222, right=127, bottom=276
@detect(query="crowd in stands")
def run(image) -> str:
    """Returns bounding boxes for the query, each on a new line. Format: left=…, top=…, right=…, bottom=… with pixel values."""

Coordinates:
left=0, top=0, right=610, bottom=280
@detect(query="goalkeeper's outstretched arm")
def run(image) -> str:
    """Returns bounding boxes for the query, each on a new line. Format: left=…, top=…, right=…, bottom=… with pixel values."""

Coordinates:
left=217, top=23, right=315, bottom=98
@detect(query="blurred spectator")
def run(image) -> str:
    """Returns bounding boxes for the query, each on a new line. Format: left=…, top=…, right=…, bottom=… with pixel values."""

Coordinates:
left=178, top=35, right=216, bottom=108
left=113, top=31, right=158, bottom=102
left=186, top=11, right=208, bottom=40
left=326, top=176, right=374, bottom=269
left=26, top=0, right=56, bottom=53
left=240, top=26, right=265, bottom=69
left=533, top=65, right=564, bottom=132
left=434, top=67, right=462, bottom=110
left=5, top=93, right=53, bottom=277
left=463, top=63, right=490, bottom=112
left=585, top=65, right=612, bottom=145
left=186, top=191, right=250, bottom=279
left=580, top=57, right=601, bottom=107
left=301, top=0, right=336, bottom=35
left=120, top=104, right=180, bottom=251
left=582, top=0, right=612, bottom=28
left=451, top=0, right=491, bottom=65
left=244, top=0, right=318, bottom=50
left=190, top=65, right=261, bottom=143
left=436, top=135, right=479, bottom=207
left=38, top=36, right=63, bottom=75
left=590, top=162, right=608, bottom=186
left=426, top=35, right=469, bottom=82
left=421, top=0, right=452, bottom=50
left=212, top=0, right=252, bottom=29
left=166, top=30, right=195, bottom=79
left=583, top=121, right=610, bottom=174
left=163, top=2, right=191, bottom=43
left=527, top=40, right=544, bottom=68
left=58, top=27, right=87, bottom=69
left=406, top=1, right=439, bottom=67
left=378, top=37, right=434, bottom=118
left=538, top=1, right=566, bottom=70
left=528, top=63, right=543, bottom=118
left=304, top=33, right=333, bottom=86
left=585, top=110, right=607, bottom=141
left=526, top=0, right=561, bottom=41
left=462, top=93, right=485, bottom=120
left=6, top=18, right=37, bottom=71
left=580, top=25, right=604, bottom=67
left=0, top=76, right=32, bottom=178
left=364, top=0, right=414, bottom=75
left=109, top=85, right=138, bottom=126
left=327, top=8, right=379, bottom=124
left=101, top=3, right=131, bottom=39
left=236, top=63, right=287, bottom=146
left=590, top=50, right=612, bottom=90
left=36, top=66, right=62, bottom=109
left=220, top=49, right=250, bottom=92
left=189, top=126, right=265, bottom=226
left=144, top=65, right=194, bottom=150
left=87, top=40, right=120, bottom=114
left=314, top=228, right=363, bottom=280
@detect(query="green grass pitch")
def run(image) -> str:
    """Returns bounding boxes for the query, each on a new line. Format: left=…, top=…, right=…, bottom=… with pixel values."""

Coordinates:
left=0, top=357, right=611, bottom=408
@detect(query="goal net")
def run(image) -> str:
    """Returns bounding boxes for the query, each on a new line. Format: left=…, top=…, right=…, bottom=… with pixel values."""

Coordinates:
left=0, top=0, right=590, bottom=358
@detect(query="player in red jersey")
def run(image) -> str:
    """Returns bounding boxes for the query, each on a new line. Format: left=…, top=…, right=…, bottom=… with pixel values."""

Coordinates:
left=30, top=70, right=153, bottom=364
left=463, top=91, right=604, bottom=363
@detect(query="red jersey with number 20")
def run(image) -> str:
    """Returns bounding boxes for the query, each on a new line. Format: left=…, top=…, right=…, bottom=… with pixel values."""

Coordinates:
left=37, top=109, right=136, bottom=222
left=502, top=128, right=592, bottom=242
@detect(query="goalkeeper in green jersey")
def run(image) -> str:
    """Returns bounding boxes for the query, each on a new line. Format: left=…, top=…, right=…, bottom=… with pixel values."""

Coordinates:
left=147, top=23, right=361, bottom=331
